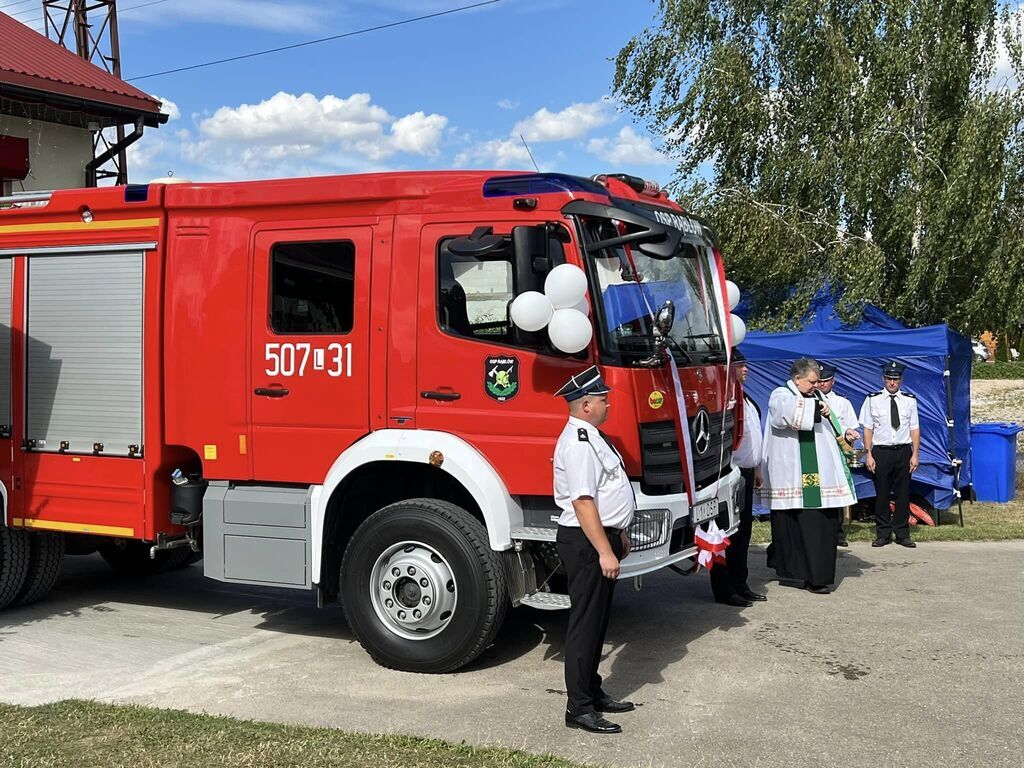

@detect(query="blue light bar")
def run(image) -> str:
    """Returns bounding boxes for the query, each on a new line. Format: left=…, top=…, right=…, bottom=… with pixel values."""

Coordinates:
left=482, top=173, right=608, bottom=198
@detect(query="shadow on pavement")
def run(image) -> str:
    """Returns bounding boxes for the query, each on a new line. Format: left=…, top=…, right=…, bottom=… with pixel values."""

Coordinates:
left=0, top=554, right=351, bottom=641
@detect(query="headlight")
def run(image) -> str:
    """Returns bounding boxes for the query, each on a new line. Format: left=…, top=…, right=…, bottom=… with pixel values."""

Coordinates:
left=627, top=509, right=670, bottom=551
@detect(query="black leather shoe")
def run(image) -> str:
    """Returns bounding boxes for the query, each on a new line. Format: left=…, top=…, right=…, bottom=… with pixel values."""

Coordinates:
left=739, top=589, right=767, bottom=602
left=565, top=711, right=622, bottom=734
left=595, top=696, right=635, bottom=713
left=804, top=582, right=831, bottom=594
left=715, top=594, right=753, bottom=607
left=837, top=537, right=850, bottom=547
left=895, top=538, right=917, bottom=548
left=871, top=538, right=890, bottom=547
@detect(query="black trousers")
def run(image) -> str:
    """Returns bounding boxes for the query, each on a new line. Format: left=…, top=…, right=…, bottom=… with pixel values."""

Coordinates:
left=872, top=444, right=912, bottom=541
left=556, top=525, right=624, bottom=716
left=711, top=467, right=755, bottom=600
left=767, top=508, right=841, bottom=586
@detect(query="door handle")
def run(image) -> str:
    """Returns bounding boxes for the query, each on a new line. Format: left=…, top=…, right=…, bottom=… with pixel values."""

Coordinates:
left=255, top=387, right=290, bottom=398
left=421, top=390, right=461, bottom=401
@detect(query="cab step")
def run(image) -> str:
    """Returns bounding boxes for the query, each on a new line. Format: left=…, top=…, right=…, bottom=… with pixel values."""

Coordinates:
left=519, top=591, right=571, bottom=610
left=510, top=525, right=557, bottom=542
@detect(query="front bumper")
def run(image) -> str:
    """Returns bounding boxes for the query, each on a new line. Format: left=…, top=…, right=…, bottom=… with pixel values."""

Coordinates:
left=618, top=465, right=743, bottom=579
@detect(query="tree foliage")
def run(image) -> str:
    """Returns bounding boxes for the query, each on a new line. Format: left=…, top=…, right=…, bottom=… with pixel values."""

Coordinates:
left=614, top=0, right=1024, bottom=333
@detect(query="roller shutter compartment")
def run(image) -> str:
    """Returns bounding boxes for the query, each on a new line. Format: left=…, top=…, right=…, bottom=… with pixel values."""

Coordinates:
left=25, top=252, right=144, bottom=456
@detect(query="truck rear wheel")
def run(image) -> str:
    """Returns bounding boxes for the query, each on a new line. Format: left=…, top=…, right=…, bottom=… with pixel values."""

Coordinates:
left=13, top=532, right=65, bottom=607
left=340, top=499, right=507, bottom=673
left=0, top=527, right=31, bottom=610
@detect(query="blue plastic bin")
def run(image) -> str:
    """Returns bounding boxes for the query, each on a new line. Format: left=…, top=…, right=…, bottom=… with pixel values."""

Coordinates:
left=970, top=423, right=1024, bottom=502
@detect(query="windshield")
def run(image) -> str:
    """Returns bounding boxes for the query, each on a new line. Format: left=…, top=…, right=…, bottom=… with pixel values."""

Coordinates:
left=578, top=216, right=727, bottom=364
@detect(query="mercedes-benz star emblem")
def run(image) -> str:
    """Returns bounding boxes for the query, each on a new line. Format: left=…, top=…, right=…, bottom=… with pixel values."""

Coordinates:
left=692, top=408, right=712, bottom=456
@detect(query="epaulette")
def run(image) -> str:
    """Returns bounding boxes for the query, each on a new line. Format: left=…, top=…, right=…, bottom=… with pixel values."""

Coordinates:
left=577, top=428, right=589, bottom=442
left=868, top=390, right=885, bottom=397
left=903, top=391, right=916, bottom=399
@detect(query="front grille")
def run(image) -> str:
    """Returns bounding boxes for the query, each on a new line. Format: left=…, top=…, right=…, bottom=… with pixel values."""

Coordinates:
left=627, top=509, right=670, bottom=551
left=639, top=412, right=734, bottom=495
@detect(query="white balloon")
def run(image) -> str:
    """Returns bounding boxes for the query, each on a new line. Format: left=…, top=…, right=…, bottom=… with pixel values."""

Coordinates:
left=510, top=291, right=553, bottom=332
left=571, top=297, right=590, bottom=316
left=726, top=280, right=741, bottom=310
left=730, top=313, right=747, bottom=346
left=548, top=308, right=593, bottom=353
left=544, top=264, right=588, bottom=309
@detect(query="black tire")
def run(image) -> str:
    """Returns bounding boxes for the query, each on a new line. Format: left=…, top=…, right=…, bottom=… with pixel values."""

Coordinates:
left=99, top=540, right=186, bottom=576
left=13, top=532, right=65, bottom=607
left=340, top=499, right=507, bottom=673
left=0, top=527, right=31, bottom=610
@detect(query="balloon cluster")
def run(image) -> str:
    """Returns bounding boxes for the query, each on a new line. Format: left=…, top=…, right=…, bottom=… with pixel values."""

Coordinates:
left=725, top=280, right=746, bottom=346
left=510, top=264, right=592, bottom=354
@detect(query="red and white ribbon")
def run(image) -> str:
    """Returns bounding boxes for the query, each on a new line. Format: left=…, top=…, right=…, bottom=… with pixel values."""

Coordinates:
left=694, top=519, right=730, bottom=571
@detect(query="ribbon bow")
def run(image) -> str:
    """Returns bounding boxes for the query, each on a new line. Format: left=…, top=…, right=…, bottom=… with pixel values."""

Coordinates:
left=694, top=520, right=730, bottom=571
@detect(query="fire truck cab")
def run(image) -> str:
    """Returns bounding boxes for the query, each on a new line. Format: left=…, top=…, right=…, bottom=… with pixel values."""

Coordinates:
left=0, top=171, right=742, bottom=672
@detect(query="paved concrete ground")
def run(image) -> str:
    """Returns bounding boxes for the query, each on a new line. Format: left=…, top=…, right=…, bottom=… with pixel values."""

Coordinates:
left=1, top=541, right=1021, bottom=768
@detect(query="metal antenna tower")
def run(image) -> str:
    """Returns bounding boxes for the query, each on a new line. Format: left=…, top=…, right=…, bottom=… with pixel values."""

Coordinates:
left=42, top=1, right=128, bottom=185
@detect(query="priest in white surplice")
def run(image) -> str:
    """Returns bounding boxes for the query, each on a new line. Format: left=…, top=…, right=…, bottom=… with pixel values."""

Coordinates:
left=761, top=358, right=857, bottom=593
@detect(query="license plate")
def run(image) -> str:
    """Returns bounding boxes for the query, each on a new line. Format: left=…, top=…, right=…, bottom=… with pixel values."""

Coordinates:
left=691, top=499, right=719, bottom=525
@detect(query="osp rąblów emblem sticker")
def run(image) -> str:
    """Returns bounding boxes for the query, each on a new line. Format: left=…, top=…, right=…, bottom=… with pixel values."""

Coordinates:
left=485, top=356, right=520, bottom=402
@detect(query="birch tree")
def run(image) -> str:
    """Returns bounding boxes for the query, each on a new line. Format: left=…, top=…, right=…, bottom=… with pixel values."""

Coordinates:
left=614, top=0, right=1024, bottom=333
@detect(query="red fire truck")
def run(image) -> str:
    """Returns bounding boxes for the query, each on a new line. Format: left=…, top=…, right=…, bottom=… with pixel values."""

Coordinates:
left=0, top=171, right=743, bottom=672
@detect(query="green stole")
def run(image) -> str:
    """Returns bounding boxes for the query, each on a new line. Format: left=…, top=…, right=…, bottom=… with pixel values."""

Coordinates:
left=788, top=382, right=856, bottom=508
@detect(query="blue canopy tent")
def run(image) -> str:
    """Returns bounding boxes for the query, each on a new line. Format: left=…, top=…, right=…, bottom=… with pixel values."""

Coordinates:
left=738, top=307, right=972, bottom=511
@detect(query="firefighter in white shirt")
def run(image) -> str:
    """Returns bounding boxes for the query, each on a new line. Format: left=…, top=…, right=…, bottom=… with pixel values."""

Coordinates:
left=552, top=365, right=635, bottom=735
left=710, top=350, right=766, bottom=606
left=858, top=361, right=920, bottom=548
left=815, top=361, right=860, bottom=547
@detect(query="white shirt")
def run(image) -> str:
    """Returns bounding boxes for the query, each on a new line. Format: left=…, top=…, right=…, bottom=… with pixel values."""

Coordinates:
left=759, top=384, right=857, bottom=510
left=858, top=389, right=919, bottom=446
left=823, top=390, right=859, bottom=433
left=553, top=416, right=635, bottom=530
left=733, top=395, right=763, bottom=469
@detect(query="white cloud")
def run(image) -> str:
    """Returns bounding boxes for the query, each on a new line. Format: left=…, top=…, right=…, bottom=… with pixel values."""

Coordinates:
left=497, top=99, right=519, bottom=110
left=135, top=0, right=333, bottom=33
left=201, top=92, right=391, bottom=144
left=454, top=98, right=613, bottom=170
left=153, top=95, right=180, bottom=122
left=587, top=127, right=668, bottom=166
left=127, top=90, right=447, bottom=181
left=513, top=100, right=613, bottom=142
left=390, top=111, right=448, bottom=156
left=454, top=138, right=533, bottom=169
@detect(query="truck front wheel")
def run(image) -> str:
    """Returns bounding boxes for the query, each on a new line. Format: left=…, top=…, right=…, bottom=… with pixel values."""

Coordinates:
left=340, top=499, right=507, bottom=673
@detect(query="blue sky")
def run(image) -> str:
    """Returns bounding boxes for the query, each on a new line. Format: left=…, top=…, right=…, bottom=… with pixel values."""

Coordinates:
left=7, top=0, right=679, bottom=184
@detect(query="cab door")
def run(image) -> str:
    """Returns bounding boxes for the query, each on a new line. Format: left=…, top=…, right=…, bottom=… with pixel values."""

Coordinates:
left=414, top=221, right=588, bottom=495
left=249, top=227, right=372, bottom=483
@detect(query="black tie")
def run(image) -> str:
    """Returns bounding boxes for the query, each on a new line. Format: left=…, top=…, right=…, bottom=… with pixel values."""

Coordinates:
left=890, top=396, right=900, bottom=429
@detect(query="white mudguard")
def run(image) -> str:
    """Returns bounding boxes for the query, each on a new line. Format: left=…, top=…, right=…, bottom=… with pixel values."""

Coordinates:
left=310, top=430, right=522, bottom=584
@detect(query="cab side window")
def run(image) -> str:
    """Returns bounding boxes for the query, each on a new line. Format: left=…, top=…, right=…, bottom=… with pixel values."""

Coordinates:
left=437, top=229, right=566, bottom=350
left=271, top=241, right=354, bottom=334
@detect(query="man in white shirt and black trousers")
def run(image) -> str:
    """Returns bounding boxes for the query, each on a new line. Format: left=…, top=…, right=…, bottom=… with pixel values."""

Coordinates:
left=815, top=362, right=861, bottom=547
left=710, top=350, right=767, bottom=606
left=859, top=361, right=921, bottom=548
left=552, top=365, right=636, bottom=735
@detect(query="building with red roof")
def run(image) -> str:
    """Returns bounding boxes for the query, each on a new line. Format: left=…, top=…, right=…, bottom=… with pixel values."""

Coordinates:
left=0, top=10, right=167, bottom=193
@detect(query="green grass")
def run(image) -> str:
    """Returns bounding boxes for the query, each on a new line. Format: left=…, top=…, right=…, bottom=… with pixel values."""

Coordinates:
left=0, top=700, right=590, bottom=768
left=971, top=361, right=1024, bottom=379
left=750, top=497, right=1024, bottom=543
